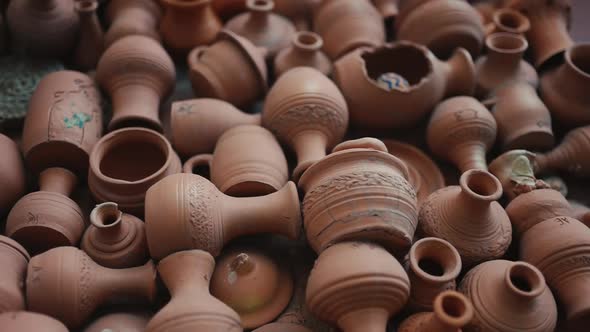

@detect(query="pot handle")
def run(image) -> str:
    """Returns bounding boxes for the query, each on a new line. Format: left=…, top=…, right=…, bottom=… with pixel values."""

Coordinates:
left=183, top=154, right=213, bottom=176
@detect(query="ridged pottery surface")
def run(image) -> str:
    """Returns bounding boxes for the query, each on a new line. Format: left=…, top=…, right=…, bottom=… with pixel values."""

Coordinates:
left=83, top=312, right=151, bottom=332
left=505, top=188, right=573, bottom=235
left=534, top=126, right=590, bottom=177
left=274, top=31, right=332, bottom=77
left=398, top=291, right=474, bottom=332
left=0, top=134, right=26, bottom=216
left=0, top=236, right=30, bottom=313
left=104, top=0, right=162, bottom=46
left=488, top=150, right=550, bottom=201
left=0, top=311, right=69, bottom=332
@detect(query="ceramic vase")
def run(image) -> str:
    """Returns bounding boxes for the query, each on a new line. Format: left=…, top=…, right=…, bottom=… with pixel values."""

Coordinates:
left=0, top=312, right=69, bottom=332
left=506, top=188, right=573, bottom=235
left=74, top=0, right=104, bottom=71
left=104, top=0, right=162, bottom=46
left=398, top=291, right=474, bottom=332
left=0, top=236, right=29, bottom=313
left=83, top=312, right=151, bottom=332
left=0, top=134, right=25, bottom=216
left=488, top=8, right=530, bottom=35
left=488, top=150, right=550, bottom=201
left=534, top=125, right=590, bottom=177
left=274, top=31, right=332, bottom=77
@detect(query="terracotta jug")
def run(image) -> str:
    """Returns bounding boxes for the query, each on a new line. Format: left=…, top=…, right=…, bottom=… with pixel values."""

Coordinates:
left=519, top=216, right=590, bottom=332
left=145, top=173, right=302, bottom=259
left=419, top=169, right=512, bottom=267
left=0, top=236, right=29, bottom=313
left=534, top=126, right=590, bottom=177
left=6, top=0, right=79, bottom=58
left=170, top=98, right=261, bottom=157
left=88, top=127, right=181, bottom=216
left=299, top=138, right=418, bottom=255
left=104, top=0, right=161, bottom=47
left=506, top=188, right=573, bottom=235
left=263, top=67, right=348, bottom=180
left=489, top=150, right=550, bottom=201
left=274, top=0, right=319, bottom=30
left=406, top=237, right=462, bottom=312
left=74, top=0, right=104, bottom=71
left=188, top=30, right=268, bottom=108
left=274, top=31, right=332, bottom=77
left=83, top=312, right=151, bottom=332
left=0, top=134, right=25, bottom=216
left=334, top=42, right=475, bottom=130
left=427, top=96, right=497, bottom=173
left=398, top=291, right=474, bottom=332
left=487, top=8, right=530, bottom=35
left=211, top=248, right=293, bottom=328
left=459, top=260, right=558, bottom=332
left=81, top=202, right=149, bottom=268
left=212, top=0, right=246, bottom=20
left=183, top=125, right=289, bottom=197
left=159, top=0, right=222, bottom=55
left=225, top=0, right=296, bottom=58
left=26, top=246, right=157, bottom=329
left=96, top=35, right=175, bottom=132
left=0, top=311, right=69, bottom=332
left=146, top=250, right=242, bottom=332
left=306, top=242, right=410, bottom=332
left=313, top=0, right=384, bottom=60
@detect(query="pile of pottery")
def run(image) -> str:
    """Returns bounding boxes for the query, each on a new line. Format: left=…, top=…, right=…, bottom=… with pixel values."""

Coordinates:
left=1, top=0, right=590, bottom=331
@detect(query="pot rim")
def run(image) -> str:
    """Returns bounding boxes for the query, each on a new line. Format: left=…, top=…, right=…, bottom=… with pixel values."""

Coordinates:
left=161, top=0, right=211, bottom=8
left=486, top=32, right=528, bottom=55
left=565, top=43, right=590, bottom=80
left=409, top=237, right=462, bottom=283
left=492, top=8, right=530, bottom=34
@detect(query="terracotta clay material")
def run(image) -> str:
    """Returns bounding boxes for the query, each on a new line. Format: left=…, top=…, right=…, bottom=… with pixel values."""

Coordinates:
left=419, top=169, right=512, bottom=267
left=88, top=128, right=182, bottom=216
left=263, top=67, right=348, bottom=181
left=274, top=31, right=332, bottom=77
left=26, top=246, right=157, bottom=329
left=0, top=311, right=69, bottom=332
left=183, top=125, right=288, bottom=197
left=273, top=0, right=319, bottom=31
left=254, top=323, right=312, bottom=332
left=398, top=291, right=474, bottom=332
left=568, top=200, right=590, bottom=227
left=188, top=30, right=268, bottom=108
left=83, top=312, right=151, bottom=332
left=0, top=236, right=30, bottom=313
left=96, top=35, right=175, bottom=132
left=427, top=96, right=497, bottom=173
left=506, top=188, right=574, bottom=235
left=0, top=134, right=26, bottom=216
left=211, top=248, right=293, bottom=328
left=145, top=173, right=302, bottom=259
left=299, top=138, right=418, bottom=255
left=104, top=0, right=162, bottom=47
left=489, top=150, right=550, bottom=201
left=74, top=0, right=104, bottom=71
left=306, top=242, right=410, bottom=332
left=212, top=0, right=246, bottom=20
left=81, top=202, right=149, bottom=268
left=488, top=8, right=530, bottom=35
left=373, top=0, right=399, bottom=25
left=170, top=98, right=261, bottom=158
left=534, top=125, right=590, bottom=177
left=333, top=42, right=475, bottom=130
left=146, top=250, right=242, bottom=332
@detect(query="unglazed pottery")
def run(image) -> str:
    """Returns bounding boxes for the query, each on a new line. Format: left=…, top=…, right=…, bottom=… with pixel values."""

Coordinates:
left=274, top=31, right=332, bottom=77
left=104, top=0, right=162, bottom=46
left=0, top=236, right=29, bottom=313
left=313, top=0, right=385, bottom=60
left=534, top=125, right=590, bottom=177
left=406, top=237, right=462, bottom=312
left=81, top=202, right=149, bottom=268
left=88, top=128, right=181, bottom=216
left=299, top=138, right=418, bottom=255
left=263, top=67, right=348, bottom=180
left=459, top=260, right=558, bottom=332
left=520, top=216, right=590, bottom=332
left=146, top=250, right=242, bottom=332
left=419, top=169, right=512, bottom=267
left=488, top=8, right=530, bottom=35
left=398, top=291, right=474, bottom=332
left=225, top=0, right=296, bottom=58
left=0, top=311, right=69, bottom=332
left=254, top=323, right=312, bottom=332
left=83, top=312, right=151, bottom=332
left=145, top=173, right=302, bottom=259
left=74, top=0, right=104, bottom=71
left=183, top=125, right=288, bottom=197
left=212, top=0, right=245, bottom=20
left=160, top=0, right=222, bottom=55
left=6, top=0, right=79, bottom=58
left=273, top=0, right=319, bottom=30
left=427, top=96, right=497, bottom=173
left=306, top=242, right=410, bottom=332
left=188, top=30, right=268, bottom=108
left=569, top=200, right=590, bottom=227
left=96, top=35, right=175, bottom=132
left=373, top=0, right=399, bottom=24
left=489, top=150, right=550, bottom=201
left=26, top=246, right=157, bottom=329
left=334, top=42, right=475, bottom=130
left=0, top=134, right=25, bottom=216
left=506, top=188, right=573, bottom=235
left=211, top=248, right=293, bottom=328
left=170, top=98, right=261, bottom=157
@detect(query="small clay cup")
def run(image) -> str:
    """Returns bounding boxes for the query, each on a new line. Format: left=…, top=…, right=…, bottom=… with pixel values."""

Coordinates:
left=83, top=312, right=151, bottom=332
left=274, top=31, right=332, bottom=77
left=0, top=311, right=68, bottom=332
left=0, top=236, right=30, bottom=313
left=0, top=134, right=26, bottom=216
left=398, top=291, right=474, bottom=332
left=489, top=150, right=550, bottom=201
left=104, top=0, right=162, bottom=46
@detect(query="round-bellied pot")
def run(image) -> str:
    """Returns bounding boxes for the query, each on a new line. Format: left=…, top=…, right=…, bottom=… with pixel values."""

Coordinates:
left=83, top=312, right=151, bottom=332
left=0, top=134, right=26, bottom=217
left=104, top=0, right=162, bottom=46
left=533, top=125, right=590, bottom=177
left=274, top=31, right=332, bottom=77
left=0, top=312, right=68, bottom=332
left=398, top=291, right=474, bottom=332
left=0, top=236, right=30, bottom=313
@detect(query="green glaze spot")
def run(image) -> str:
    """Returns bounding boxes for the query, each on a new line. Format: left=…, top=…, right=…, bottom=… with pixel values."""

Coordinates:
left=64, top=112, right=92, bottom=129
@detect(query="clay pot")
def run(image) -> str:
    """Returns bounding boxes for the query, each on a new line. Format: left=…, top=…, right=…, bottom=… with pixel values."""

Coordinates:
left=211, top=248, right=293, bottom=328
left=263, top=67, right=348, bottom=180
left=313, top=0, right=385, bottom=60
left=398, top=291, right=474, bottom=332
left=519, top=216, right=590, bottom=332
left=159, top=0, right=222, bottom=55
left=274, top=31, right=332, bottom=77
left=306, top=242, right=410, bottom=332
left=406, top=237, right=462, bottom=312
left=145, top=173, right=302, bottom=259
left=83, top=312, right=151, bottom=332
left=96, top=35, right=175, bottom=132
left=254, top=323, right=312, bottom=332
left=459, top=259, right=558, bottom=332
left=0, top=134, right=25, bottom=216
left=487, top=8, right=530, bottom=35
left=6, top=0, right=79, bottom=58
left=225, top=0, right=296, bottom=58
left=273, top=0, right=319, bottom=30
left=427, top=96, right=497, bottom=173
left=0, top=312, right=68, bottom=332
left=6, top=167, right=85, bottom=255
left=534, top=126, right=590, bottom=177
left=0, top=236, right=29, bottom=313
left=146, top=250, right=242, bottom=332
left=183, top=125, right=288, bottom=197
left=170, top=98, right=261, bottom=157
left=475, top=33, right=538, bottom=99
left=506, top=188, right=574, bottom=235
left=88, top=127, right=182, bottom=216
left=74, top=0, right=104, bottom=71
left=212, top=0, right=246, bottom=21
left=104, top=0, right=162, bottom=47
left=489, top=150, right=550, bottom=201
left=396, top=0, right=485, bottom=59
left=569, top=200, right=590, bottom=227
left=22, top=70, right=102, bottom=174
left=81, top=202, right=149, bottom=268
left=419, top=169, right=512, bottom=267
left=26, top=246, right=157, bottom=329
left=188, top=30, right=268, bottom=108
left=372, top=0, right=399, bottom=24
left=334, top=42, right=475, bottom=130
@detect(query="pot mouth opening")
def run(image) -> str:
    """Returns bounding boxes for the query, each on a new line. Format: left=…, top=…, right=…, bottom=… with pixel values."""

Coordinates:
left=410, top=238, right=461, bottom=281
left=75, top=0, right=98, bottom=12
left=567, top=44, right=590, bottom=78
left=294, top=31, right=323, bottom=51
left=247, top=0, right=274, bottom=12
left=487, top=32, right=527, bottom=54
left=460, top=170, right=502, bottom=201
left=506, top=262, right=544, bottom=298
left=493, top=9, right=530, bottom=33
left=434, top=292, right=473, bottom=327
left=91, top=202, right=123, bottom=228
